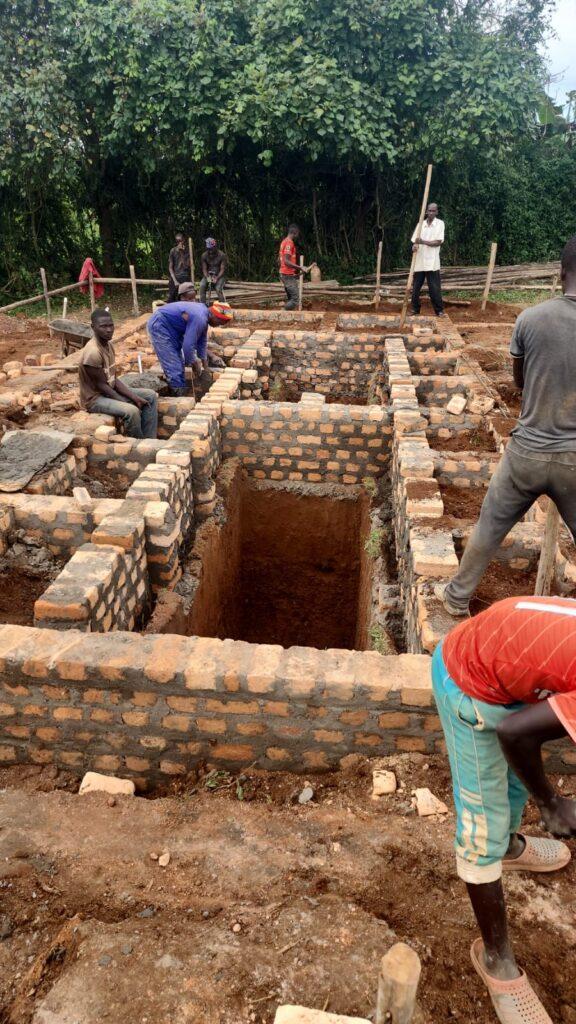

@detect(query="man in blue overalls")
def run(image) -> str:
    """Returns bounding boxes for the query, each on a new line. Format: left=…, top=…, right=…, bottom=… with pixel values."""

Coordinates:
left=147, top=283, right=233, bottom=396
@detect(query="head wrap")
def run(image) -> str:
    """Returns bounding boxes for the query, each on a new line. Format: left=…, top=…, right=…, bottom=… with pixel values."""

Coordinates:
left=205, top=237, right=217, bottom=249
left=210, top=301, right=233, bottom=322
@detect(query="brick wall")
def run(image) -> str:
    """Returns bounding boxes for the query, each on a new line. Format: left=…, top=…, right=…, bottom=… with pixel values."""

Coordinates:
left=0, top=494, right=122, bottom=558
left=270, top=331, right=384, bottom=402
left=220, top=400, right=391, bottom=484
left=433, top=453, right=499, bottom=488
left=0, top=624, right=450, bottom=780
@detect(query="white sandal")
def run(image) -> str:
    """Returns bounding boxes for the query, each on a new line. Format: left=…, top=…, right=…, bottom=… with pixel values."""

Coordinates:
left=502, top=834, right=571, bottom=873
left=471, top=939, right=553, bottom=1024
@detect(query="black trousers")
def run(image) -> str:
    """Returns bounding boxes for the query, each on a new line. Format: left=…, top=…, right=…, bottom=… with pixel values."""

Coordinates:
left=411, top=270, right=444, bottom=314
left=168, top=276, right=189, bottom=303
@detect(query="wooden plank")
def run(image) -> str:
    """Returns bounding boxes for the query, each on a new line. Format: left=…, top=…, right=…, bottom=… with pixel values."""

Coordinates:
left=375, top=943, right=422, bottom=1024
left=534, top=502, right=561, bottom=596
left=399, top=164, right=433, bottom=328
left=88, top=272, right=96, bottom=312
left=481, top=242, right=498, bottom=311
left=298, top=255, right=305, bottom=311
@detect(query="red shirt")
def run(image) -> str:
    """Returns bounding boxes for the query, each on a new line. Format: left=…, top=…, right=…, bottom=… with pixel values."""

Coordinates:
left=442, top=596, right=576, bottom=741
left=279, top=237, right=297, bottom=275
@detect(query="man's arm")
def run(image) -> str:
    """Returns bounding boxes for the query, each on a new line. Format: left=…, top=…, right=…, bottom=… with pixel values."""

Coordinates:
left=168, top=248, right=179, bottom=285
left=496, top=702, right=576, bottom=836
left=201, top=255, right=209, bottom=279
left=182, top=317, right=208, bottom=370
left=83, top=367, right=148, bottom=408
left=216, top=254, right=227, bottom=281
left=512, top=356, right=524, bottom=389
left=414, top=239, right=442, bottom=247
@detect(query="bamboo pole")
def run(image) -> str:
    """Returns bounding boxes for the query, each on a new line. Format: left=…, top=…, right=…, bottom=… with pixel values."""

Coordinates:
left=129, top=264, right=140, bottom=316
left=39, top=268, right=52, bottom=320
left=0, top=282, right=84, bottom=315
left=88, top=272, right=96, bottom=312
left=534, top=502, right=561, bottom=596
left=376, top=943, right=422, bottom=1024
left=374, top=240, right=383, bottom=311
left=399, top=164, right=433, bottom=328
left=298, top=255, right=304, bottom=310
left=481, top=242, right=498, bottom=311
left=188, top=237, right=195, bottom=286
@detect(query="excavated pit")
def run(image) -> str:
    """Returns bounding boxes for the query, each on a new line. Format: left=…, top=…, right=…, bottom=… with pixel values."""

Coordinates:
left=184, top=473, right=373, bottom=650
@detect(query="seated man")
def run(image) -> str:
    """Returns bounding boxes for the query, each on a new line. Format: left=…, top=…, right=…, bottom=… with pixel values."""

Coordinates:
left=78, top=308, right=158, bottom=439
left=199, top=238, right=227, bottom=304
left=433, top=595, right=576, bottom=1024
left=147, top=287, right=233, bottom=396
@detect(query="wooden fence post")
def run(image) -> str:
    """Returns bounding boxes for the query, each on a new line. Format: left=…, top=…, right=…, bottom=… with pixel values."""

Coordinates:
left=188, top=237, right=195, bottom=286
left=62, top=297, right=68, bottom=319
left=550, top=273, right=558, bottom=298
left=40, top=268, right=52, bottom=321
left=535, top=502, right=561, bottom=596
left=129, top=264, right=140, bottom=316
left=374, top=240, right=383, bottom=311
left=375, top=943, right=421, bottom=1024
left=298, top=255, right=305, bottom=310
left=481, top=242, right=498, bottom=311
left=399, top=164, right=433, bottom=328
left=88, top=272, right=96, bottom=312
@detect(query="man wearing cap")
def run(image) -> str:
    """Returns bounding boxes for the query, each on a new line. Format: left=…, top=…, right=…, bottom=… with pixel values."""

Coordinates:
left=200, top=238, right=227, bottom=304
left=147, top=289, right=233, bottom=396
left=168, top=232, right=192, bottom=303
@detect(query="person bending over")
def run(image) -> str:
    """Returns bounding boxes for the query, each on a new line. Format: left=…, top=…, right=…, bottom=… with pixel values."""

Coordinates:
left=433, top=595, right=575, bottom=1024
left=147, top=285, right=233, bottom=396
left=78, top=309, right=158, bottom=439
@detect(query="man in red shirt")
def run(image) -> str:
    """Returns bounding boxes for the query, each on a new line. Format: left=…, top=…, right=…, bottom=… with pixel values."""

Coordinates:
left=279, top=224, right=307, bottom=310
left=433, top=596, right=575, bottom=1024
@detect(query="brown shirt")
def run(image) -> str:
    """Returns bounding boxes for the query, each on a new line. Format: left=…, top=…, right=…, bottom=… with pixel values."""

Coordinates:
left=78, top=337, right=116, bottom=410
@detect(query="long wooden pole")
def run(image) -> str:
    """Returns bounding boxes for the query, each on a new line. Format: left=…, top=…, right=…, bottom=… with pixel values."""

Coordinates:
left=39, top=268, right=52, bottom=321
left=481, top=242, right=498, bottom=311
left=535, top=502, right=561, bottom=596
left=188, top=237, right=195, bottom=286
left=129, top=264, right=140, bottom=316
left=376, top=943, right=422, bottom=1024
left=88, top=272, right=96, bottom=312
left=399, top=163, right=433, bottom=328
left=298, top=255, right=305, bottom=311
left=374, top=240, right=383, bottom=311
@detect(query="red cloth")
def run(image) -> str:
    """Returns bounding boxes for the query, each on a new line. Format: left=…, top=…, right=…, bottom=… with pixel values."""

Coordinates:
left=279, top=237, right=297, bottom=275
left=442, top=596, right=576, bottom=738
left=78, top=258, right=104, bottom=299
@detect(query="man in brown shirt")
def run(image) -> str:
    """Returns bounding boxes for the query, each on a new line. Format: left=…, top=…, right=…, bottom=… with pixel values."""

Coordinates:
left=78, top=309, right=158, bottom=439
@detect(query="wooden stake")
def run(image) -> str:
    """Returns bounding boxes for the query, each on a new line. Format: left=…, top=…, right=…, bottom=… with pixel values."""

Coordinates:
left=376, top=942, right=422, bottom=1024
left=399, top=164, right=433, bottom=328
left=298, top=255, right=305, bottom=311
left=62, top=297, right=68, bottom=319
left=374, top=239, right=383, bottom=311
left=534, top=502, right=561, bottom=596
left=550, top=273, right=558, bottom=298
left=188, top=237, right=195, bottom=286
left=481, top=242, right=498, bottom=311
left=129, top=264, right=140, bottom=316
left=88, top=272, right=96, bottom=312
left=40, top=268, right=52, bottom=321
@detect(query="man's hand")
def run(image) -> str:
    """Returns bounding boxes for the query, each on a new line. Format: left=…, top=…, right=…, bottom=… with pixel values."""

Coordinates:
left=193, top=357, right=203, bottom=377
left=412, top=244, right=419, bottom=253
left=133, top=396, right=149, bottom=410
left=538, top=794, right=576, bottom=837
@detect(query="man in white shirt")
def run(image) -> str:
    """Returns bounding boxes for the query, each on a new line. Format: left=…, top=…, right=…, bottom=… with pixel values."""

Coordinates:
left=410, top=202, right=445, bottom=317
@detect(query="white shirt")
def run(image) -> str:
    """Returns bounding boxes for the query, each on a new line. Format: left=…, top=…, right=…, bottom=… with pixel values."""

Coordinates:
left=411, top=217, right=445, bottom=272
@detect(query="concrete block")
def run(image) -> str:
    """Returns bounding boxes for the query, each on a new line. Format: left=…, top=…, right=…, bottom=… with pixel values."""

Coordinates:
left=274, top=1009, right=370, bottom=1024
left=79, top=771, right=136, bottom=797
left=446, top=395, right=467, bottom=415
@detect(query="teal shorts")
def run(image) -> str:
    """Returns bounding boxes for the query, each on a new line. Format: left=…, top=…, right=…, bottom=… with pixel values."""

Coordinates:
left=432, top=642, right=529, bottom=883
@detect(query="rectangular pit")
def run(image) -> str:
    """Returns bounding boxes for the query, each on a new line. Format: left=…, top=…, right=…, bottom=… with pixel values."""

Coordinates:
left=186, top=476, right=372, bottom=651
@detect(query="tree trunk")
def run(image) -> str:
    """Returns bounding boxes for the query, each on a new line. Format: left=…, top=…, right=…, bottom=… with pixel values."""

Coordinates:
left=96, top=198, right=115, bottom=276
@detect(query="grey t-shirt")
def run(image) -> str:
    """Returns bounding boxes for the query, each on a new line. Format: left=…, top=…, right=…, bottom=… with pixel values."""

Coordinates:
left=509, top=295, right=576, bottom=451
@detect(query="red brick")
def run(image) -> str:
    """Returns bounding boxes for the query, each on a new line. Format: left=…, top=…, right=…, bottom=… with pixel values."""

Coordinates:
left=52, top=707, right=82, bottom=721
left=166, top=696, right=197, bottom=712
left=339, top=710, right=369, bottom=726
left=378, top=712, right=410, bottom=729
left=205, top=699, right=260, bottom=715
left=302, top=750, right=330, bottom=769
left=266, top=747, right=291, bottom=761
left=236, top=721, right=266, bottom=736
left=122, top=711, right=149, bottom=727
left=313, top=729, right=344, bottom=744
left=395, top=736, right=427, bottom=752
left=161, top=714, right=193, bottom=732
left=211, top=743, right=254, bottom=761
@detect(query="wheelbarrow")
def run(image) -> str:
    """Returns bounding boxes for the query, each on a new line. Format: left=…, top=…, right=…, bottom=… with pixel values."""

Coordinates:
left=48, top=318, right=93, bottom=357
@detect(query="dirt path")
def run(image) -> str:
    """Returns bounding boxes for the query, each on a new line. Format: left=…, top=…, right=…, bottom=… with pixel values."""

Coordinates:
left=0, top=756, right=574, bottom=1024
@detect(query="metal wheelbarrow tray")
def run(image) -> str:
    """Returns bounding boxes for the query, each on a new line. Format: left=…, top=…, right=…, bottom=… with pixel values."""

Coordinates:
left=48, top=318, right=93, bottom=357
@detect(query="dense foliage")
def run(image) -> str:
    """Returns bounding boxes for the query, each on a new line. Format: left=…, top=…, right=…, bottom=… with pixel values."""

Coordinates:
left=0, top=0, right=573, bottom=295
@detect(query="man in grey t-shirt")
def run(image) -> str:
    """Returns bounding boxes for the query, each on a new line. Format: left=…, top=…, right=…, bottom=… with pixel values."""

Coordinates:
left=436, top=235, right=576, bottom=616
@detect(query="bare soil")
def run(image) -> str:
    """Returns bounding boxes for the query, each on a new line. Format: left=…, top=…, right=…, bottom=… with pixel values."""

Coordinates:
left=79, top=464, right=128, bottom=500
left=0, top=756, right=574, bottom=1024
left=440, top=484, right=487, bottom=520
left=428, top=429, right=497, bottom=452
left=0, top=566, right=56, bottom=625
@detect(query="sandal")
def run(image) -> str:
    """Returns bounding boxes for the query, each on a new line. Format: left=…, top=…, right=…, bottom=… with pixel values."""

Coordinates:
left=502, top=834, right=571, bottom=873
left=470, top=939, right=553, bottom=1024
